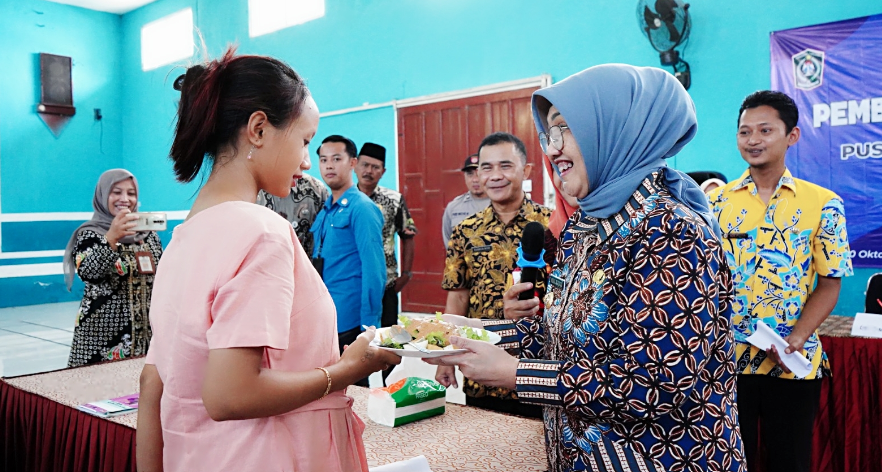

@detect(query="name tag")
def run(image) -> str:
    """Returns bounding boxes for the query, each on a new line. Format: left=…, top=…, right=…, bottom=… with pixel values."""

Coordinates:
left=851, top=313, right=882, bottom=339
left=472, top=245, right=492, bottom=253
left=549, top=274, right=564, bottom=290
left=135, top=251, right=156, bottom=275
left=725, top=232, right=749, bottom=239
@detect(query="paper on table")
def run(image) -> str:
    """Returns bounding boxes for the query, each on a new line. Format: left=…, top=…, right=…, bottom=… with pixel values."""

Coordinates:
left=369, top=455, right=433, bottom=472
left=850, top=312, right=882, bottom=339
left=745, top=321, right=813, bottom=378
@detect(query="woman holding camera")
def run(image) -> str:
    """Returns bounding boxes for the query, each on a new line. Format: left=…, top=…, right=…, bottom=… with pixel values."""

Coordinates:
left=63, top=168, right=163, bottom=367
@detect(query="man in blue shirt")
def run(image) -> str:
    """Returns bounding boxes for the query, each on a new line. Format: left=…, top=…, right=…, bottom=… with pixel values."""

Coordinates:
left=310, top=135, right=386, bottom=357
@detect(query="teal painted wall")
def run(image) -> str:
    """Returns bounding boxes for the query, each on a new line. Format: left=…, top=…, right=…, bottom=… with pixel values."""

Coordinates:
left=1, top=0, right=879, bottom=312
left=0, top=218, right=180, bottom=308
left=0, top=275, right=83, bottom=308
left=114, top=0, right=879, bottom=315
left=0, top=0, right=124, bottom=307
left=117, top=0, right=196, bottom=212
left=118, top=0, right=882, bottom=187
left=0, top=0, right=124, bottom=213
left=309, top=107, right=399, bottom=190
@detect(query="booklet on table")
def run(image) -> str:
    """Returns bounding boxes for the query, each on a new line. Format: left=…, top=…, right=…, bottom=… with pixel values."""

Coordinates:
left=77, top=393, right=139, bottom=418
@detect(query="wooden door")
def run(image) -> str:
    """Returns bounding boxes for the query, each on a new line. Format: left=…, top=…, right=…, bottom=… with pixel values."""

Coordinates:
left=398, top=87, right=544, bottom=314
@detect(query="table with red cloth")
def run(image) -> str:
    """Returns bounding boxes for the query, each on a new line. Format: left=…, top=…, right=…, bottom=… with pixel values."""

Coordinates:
left=0, top=357, right=546, bottom=472
left=810, top=315, right=882, bottom=472
left=2, top=315, right=881, bottom=472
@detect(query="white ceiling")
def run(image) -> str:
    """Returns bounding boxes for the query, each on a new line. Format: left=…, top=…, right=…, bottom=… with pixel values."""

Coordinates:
left=43, top=0, right=161, bottom=15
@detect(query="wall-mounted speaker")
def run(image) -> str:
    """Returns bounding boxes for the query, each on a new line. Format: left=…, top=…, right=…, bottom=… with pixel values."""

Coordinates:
left=37, top=53, right=75, bottom=116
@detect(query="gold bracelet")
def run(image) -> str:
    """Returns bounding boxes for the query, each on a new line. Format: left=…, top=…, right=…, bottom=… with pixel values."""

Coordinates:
left=316, top=367, right=332, bottom=399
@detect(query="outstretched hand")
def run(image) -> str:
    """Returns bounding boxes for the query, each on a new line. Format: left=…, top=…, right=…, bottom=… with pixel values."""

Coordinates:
left=340, top=327, right=401, bottom=379
left=424, top=336, right=518, bottom=390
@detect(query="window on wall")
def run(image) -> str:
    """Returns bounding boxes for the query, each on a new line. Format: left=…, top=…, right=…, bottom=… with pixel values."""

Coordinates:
left=141, top=9, right=194, bottom=71
left=249, top=0, right=325, bottom=38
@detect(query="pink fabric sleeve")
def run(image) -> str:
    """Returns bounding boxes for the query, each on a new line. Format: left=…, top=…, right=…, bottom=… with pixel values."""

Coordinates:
left=145, top=344, right=156, bottom=364
left=206, top=233, right=295, bottom=351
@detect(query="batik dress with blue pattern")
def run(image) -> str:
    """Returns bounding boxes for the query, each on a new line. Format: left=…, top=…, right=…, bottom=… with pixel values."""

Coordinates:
left=484, top=174, right=745, bottom=472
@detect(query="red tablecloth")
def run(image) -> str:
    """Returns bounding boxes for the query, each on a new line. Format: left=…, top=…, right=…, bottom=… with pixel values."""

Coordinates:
left=0, top=357, right=546, bottom=472
left=1, top=380, right=136, bottom=472
left=813, top=334, right=882, bottom=472
left=2, top=317, right=880, bottom=472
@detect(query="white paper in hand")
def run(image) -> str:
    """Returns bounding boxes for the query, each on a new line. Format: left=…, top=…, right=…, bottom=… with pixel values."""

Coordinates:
left=745, top=321, right=813, bottom=378
left=369, top=455, right=433, bottom=472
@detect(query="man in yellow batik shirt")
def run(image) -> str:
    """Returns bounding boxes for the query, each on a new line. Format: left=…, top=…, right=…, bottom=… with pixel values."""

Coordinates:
left=439, top=132, right=550, bottom=419
left=709, top=91, right=853, bottom=472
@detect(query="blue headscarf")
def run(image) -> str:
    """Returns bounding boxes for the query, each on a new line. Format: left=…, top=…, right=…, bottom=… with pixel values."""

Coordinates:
left=531, top=64, right=720, bottom=237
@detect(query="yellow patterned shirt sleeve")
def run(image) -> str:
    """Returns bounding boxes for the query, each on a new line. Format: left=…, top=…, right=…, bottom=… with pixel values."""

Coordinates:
left=811, top=196, right=853, bottom=277
left=441, top=219, right=470, bottom=291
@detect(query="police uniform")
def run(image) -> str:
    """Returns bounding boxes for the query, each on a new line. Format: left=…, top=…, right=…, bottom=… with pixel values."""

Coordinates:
left=441, top=155, right=490, bottom=248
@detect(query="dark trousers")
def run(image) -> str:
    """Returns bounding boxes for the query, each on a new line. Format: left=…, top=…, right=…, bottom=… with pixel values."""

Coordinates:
left=379, top=287, right=399, bottom=383
left=466, top=394, right=544, bottom=419
left=737, top=375, right=822, bottom=472
left=338, top=326, right=369, bottom=387
left=381, top=286, right=399, bottom=328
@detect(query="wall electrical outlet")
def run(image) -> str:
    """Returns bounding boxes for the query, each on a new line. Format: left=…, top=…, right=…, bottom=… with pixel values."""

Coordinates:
left=94, top=108, right=102, bottom=121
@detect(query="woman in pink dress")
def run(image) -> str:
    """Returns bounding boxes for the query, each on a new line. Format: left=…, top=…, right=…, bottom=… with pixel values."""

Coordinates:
left=135, top=48, right=401, bottom=472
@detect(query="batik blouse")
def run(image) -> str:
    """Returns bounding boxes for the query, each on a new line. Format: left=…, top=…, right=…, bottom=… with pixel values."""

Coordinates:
left=68, top=230, right=162, bottom=367
left=485, top=174, right=745, bottom=472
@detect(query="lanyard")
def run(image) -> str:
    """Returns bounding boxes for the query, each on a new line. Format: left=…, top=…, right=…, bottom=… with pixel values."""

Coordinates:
left=316, top=202, right=341, bottom=258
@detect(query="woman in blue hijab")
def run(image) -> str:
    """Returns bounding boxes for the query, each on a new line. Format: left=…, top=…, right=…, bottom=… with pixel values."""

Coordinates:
left=428, top=65, right=744, bottom=472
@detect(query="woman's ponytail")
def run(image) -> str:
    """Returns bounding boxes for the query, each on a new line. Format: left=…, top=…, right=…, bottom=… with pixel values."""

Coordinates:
left=169, top=47, right=309, bottom=183
left=170, top=50, right=232, bottom=183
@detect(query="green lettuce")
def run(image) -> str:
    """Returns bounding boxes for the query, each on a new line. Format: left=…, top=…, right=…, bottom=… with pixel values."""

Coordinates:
left=460, top=326, right=490, bottom=342
left=378, top=332, right=404, bottom=349
left=425, top=332, right=448, bottom=347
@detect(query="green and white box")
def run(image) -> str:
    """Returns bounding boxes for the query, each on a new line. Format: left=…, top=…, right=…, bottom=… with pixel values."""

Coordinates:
left=367, top=377, right=446, bottom=427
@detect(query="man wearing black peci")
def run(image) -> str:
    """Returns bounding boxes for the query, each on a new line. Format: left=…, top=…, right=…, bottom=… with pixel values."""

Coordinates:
left=355, top=142, right=418, bottom=329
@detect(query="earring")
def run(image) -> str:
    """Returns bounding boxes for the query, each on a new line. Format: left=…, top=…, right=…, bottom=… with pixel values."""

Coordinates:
left=247, top=146, right=255, bottom=160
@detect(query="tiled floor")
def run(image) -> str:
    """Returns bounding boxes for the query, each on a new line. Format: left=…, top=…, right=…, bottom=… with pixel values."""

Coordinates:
left=0, top=301, right=79, bottom=378
left=0, top=305, right=465, bottom=403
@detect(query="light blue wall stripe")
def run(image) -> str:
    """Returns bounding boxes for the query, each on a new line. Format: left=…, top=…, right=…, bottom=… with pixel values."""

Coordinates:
left=1, top=221, right=84, bottom=252
left=0, top=220, right=184, bottom=253
left=0, top=257, right=62, bottom=266
left=0, top=275, right=82, bottom=308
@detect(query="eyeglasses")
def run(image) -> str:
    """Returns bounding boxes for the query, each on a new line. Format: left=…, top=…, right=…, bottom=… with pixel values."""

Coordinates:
left=538, top=124, right=569, bottom=154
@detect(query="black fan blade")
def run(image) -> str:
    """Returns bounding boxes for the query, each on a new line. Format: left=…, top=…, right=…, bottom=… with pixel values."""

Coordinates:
left=654, top=0, right=682, bottom=44
left=643, top=5, right=660, bottom=29
left=655, top=0, right=678, bottom=22
left=665, top=21, right=681, bottom=44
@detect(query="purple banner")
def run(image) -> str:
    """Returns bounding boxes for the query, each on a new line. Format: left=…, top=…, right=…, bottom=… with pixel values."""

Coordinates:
left=771, top=14, right=882, bottom=268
